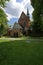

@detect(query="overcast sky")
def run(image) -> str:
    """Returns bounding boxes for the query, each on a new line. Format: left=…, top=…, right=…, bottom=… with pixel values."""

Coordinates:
left=4, top=0, right=34, bottom=21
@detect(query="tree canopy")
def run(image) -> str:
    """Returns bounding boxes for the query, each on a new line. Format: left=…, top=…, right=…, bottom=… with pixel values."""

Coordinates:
left=0, top=9, right=9, bottom=36
left=0, top=0, right=9, bottom=7
left=31, top=0, right=43, bottom=36
left=0, top=0, right=9, bottom=36
left=0, top=9, right=8, bottom=24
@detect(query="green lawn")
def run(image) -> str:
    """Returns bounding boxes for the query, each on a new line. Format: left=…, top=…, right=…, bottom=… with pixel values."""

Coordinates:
left=0, top=39, right=43, bottom=65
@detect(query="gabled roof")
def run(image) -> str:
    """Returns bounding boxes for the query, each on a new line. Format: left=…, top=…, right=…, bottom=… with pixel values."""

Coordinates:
left=13, top=22, right=22, bottom=29
left=18, top=11, right=30, bottom=28
left=20, top=12, right=26, bottom=19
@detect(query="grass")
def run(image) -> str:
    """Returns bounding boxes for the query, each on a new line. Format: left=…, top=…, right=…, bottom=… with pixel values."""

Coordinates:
left=0, top=39, right=43, bottom=65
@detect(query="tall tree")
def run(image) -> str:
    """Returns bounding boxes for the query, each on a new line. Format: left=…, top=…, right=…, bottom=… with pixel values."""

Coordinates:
left=31, top=0, right=43, bottom=35
left=0, top=0, right=9, bottom=36
left=0, top=9, right=8, bottom=36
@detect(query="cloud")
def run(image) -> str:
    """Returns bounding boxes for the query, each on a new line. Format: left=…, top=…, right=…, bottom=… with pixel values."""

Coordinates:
left=4, top=0, right=34, bottom=20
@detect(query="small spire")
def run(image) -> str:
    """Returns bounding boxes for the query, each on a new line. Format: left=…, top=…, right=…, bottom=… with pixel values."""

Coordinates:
left=27, top=8, right=30, bottom=18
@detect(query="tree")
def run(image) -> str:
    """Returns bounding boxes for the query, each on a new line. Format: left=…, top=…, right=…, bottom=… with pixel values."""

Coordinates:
left=31, top=0, right=43, bottom=36
left=0, top=0, right=9, bottom=36
left=0, top=9, right=9, bottom=36
left=0, top=0, right=9, bottom=7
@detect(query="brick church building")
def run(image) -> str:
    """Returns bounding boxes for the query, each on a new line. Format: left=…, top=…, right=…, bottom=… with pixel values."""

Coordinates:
left=18, top=9, right=30, bottom=35
left=6, top=9, right=30, bottom=37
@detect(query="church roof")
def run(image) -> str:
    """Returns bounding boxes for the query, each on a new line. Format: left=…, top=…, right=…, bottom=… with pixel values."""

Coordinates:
left=18, top=11, right=30, bottom=28
left=13, top=22, right=22, bottom=29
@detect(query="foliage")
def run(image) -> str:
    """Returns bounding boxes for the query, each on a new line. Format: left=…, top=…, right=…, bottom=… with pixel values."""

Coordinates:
left=31, top=0, right=43, bottom=36
left=0, top=9, right=8, bottom=36
left=0, top=9, right=8, bottom=23
left=0, top=0, right=9, bottom=36
left=0, top=0, right=9, bottom=7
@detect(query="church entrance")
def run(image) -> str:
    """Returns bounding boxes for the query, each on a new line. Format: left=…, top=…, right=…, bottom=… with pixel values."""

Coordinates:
left=14, top=32, right=18, bottom=37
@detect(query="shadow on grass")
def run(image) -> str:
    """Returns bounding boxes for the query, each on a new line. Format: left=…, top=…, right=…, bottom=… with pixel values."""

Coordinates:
left=0, top=40, right=43, bottom=65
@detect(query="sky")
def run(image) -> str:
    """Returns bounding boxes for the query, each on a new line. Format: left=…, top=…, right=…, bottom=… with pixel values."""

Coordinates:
left=4, top=0, right=34, bottom=26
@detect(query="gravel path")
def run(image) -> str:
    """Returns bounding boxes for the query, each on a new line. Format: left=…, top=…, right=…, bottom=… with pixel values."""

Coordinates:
left=0, top=38, right=24, bottom=41
left=0, top=38, right=43, bottom=41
